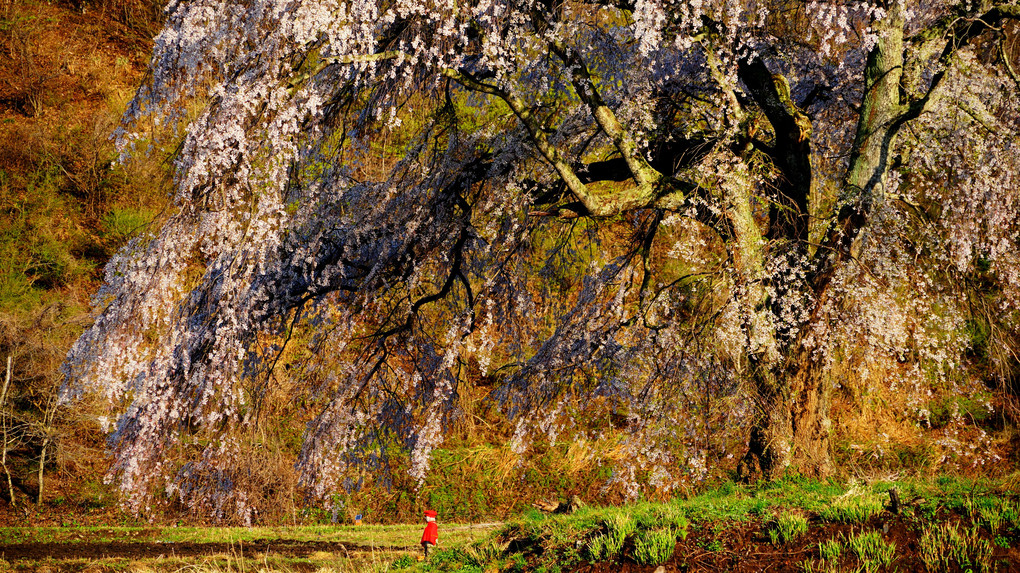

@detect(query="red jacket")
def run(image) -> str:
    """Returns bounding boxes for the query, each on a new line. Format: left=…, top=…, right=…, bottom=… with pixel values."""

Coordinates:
left=421, top=521, right=438, bottom=545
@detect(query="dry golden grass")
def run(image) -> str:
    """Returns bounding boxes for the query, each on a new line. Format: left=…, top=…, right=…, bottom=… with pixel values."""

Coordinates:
left=827, top=348, right=1012, bottom=482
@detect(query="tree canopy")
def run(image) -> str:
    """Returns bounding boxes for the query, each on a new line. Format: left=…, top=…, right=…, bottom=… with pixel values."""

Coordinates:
left=63, top=0, right=1020, bottom=520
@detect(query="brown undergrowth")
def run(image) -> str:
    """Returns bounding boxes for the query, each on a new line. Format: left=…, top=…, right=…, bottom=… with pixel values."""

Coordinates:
left=0, top=0, right=165, bottom=520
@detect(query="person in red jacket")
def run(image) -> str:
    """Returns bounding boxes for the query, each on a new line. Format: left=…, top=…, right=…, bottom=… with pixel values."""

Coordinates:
left=420, top=509, right=438, bottom=559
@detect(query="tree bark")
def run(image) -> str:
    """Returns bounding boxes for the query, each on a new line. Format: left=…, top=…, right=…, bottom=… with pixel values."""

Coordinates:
left=737, top=369, right=793, bottom=481
left=36, top=396, right=56, bottom=506
left=786, top=346, right=833, bottom=477
left=37, top=439, right=46, bottom=506
left=737, top=348, right=833, bottom=482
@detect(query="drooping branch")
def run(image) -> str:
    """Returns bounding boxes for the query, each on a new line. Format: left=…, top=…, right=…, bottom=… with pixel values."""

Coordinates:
left=1002, top=37, right=1020, bottom=91
left=288, top=50, right=402, bottom=92
left=905, top=4, right=1020, bottom=120
left=548, top=40, right=664, bottom=192
left=439, top=68, right=611, bottom=214
left=812, top=1, right=1020, bottom=288
left=809, top=2, right=907, bottom=290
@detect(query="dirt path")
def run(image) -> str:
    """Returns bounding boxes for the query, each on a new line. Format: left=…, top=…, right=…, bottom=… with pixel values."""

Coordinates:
left=0, top=539, right=406, bottom=561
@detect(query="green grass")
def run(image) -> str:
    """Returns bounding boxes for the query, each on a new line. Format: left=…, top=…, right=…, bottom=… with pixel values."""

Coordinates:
left=445, top=477, right=1017, bottom=572
left=6, top=477, right=1019, bottom=572
left=768, top=512, right=808, bottom=545
left=1, top=553, right=407, bottom=573
left=845, top=529, right=895, bottom=572
left=818, top=537, right=842, bottom=561
left=633, top=527, right=678, bottom=565
left=920, top=522, right=994, bottom=573
left=0, top=523, right=494, bottom=573
left=583, top=511, right=634, bottom=562
left=584, top=533, right=613, bottom=562
left=1002, top=501, right=1020, bottom=529
left=101, top=205, right=156, bottom=242
left=819, top=489, right=884, bottom=524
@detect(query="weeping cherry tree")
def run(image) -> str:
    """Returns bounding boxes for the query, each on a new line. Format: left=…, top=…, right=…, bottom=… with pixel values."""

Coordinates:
left=62, top=0, right=1020, bottom=519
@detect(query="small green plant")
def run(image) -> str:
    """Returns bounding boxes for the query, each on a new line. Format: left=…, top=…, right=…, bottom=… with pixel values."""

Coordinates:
left=919, top=499, right=941, bottom=521
left=801, top=537, right=843, bottom=573
left=102, top=206, right=155, bottom=242
left=633, top=528, right=677, bottom=566
left=920, top=522, right=992, bottom=573
left=801, top=558, right=839, bottom=573
left=820, top=493, right=884, bottom=524
left=585, top=533, right=611, bottom=562
left=653, top=504, right=690, bottom=532
left=818, top=538, right=842, bottom=562
left=606, top=511, right=635, bottom=535
left=606, top=512, right=635, bottom=549
left=463, top=538, right=509, bottom=566
left=769, top=513, right=809, bottom=545
left=749, top=497, right=771, bottom=517
left=701, top=538, right=723, bottom=552
left=994, top=534, right=1010, bottom=549
left=1001, top=502, right=1020, bottom=531
left=391, top=554, right=415, bottom=569
left=509, top=552, right=527, bottom=572
left=845, top=529, right=895, bottom=573
left=979, top=505, right=1003, bottom=531
left=584, top=512, right=634, bottom=562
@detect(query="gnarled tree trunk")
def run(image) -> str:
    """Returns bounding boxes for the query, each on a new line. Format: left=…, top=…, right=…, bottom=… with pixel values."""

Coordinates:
left=737, top=350, right=833, bottom=482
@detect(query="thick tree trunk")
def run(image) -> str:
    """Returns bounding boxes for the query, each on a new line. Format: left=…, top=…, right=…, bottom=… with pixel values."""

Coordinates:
left=737, top=353, right=832, bottom=481
left=737, top=372, right=793, bottom=481
left=788, top=360, right=833, bottom=477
